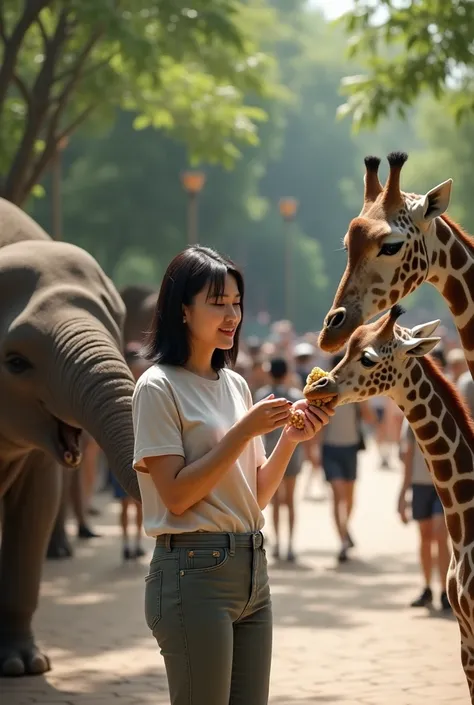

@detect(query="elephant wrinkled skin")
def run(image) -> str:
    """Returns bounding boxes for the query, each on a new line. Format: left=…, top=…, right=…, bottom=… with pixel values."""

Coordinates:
left=0, top=198, right=140, bottom=676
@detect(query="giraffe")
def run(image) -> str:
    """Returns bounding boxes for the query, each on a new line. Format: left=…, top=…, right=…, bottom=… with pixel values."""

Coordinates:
left=307, top=304, right=474, bottom=701
left=318, top=151, right=474, bottom=380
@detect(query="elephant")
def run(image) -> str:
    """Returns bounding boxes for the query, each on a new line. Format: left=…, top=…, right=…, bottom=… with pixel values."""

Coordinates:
left=120, top=283, right=157, bottom=345
left=0, top=198, right=140, bottom=676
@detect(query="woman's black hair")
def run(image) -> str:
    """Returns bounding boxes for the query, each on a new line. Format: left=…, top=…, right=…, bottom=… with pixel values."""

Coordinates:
left=143, top=246, right=244, bottom=371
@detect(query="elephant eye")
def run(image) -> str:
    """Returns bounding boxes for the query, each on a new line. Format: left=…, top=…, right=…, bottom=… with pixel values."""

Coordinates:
left=360, top=352, right=377, bottom=368
left=5, top=353, right=32, bottom=374
left=378, top=241, right=403, bottom=257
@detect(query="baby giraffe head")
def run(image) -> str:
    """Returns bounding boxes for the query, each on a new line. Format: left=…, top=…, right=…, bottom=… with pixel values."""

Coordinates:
left=306, top=305, right=441, bottom=407
left=319, top=151, right=452, bottom=353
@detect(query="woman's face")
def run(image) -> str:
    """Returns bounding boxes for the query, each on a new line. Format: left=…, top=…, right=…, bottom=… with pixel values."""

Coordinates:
left=183, top=273, right=242, bottom=352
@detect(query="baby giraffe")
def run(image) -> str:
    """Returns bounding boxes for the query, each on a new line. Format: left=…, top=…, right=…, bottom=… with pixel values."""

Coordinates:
left=305, top=304, right=474, bottom=701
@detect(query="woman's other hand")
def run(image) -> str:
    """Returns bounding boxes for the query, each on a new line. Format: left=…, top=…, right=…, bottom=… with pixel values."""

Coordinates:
left=238, top=394, right=292, bottom=439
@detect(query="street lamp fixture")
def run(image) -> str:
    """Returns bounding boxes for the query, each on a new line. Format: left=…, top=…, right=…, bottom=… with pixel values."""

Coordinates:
left=181, top=170, right=206, bottom=245
left=279, top=197, right=299, bottom=222
left=279, top=197, right=299, bottom=322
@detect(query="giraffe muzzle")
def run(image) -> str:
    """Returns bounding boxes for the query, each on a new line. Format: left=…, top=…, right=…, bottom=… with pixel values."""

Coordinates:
left=324, top=307, right=347, bottom=330
left=303, top=376, right=339, bottom=405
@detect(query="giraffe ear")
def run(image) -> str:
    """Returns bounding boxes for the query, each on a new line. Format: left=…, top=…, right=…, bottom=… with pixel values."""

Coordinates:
left=410, top=319, right=441, bottom=339
left=400, top=336, right=442, bottom=358
left=421, top=179, right=452, bottom=222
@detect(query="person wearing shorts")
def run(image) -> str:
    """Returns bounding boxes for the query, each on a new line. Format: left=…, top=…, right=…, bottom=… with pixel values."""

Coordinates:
left=398, top=418, right=451, bottom=611
left=321, top=354, right=375, bottom=563
left=255, top=357, right=303, bottom=562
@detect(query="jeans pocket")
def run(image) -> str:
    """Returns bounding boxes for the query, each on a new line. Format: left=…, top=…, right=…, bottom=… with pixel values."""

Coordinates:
left=184, top=548, right=229, bottom=573
left=144, top=569, right=163, bottom=631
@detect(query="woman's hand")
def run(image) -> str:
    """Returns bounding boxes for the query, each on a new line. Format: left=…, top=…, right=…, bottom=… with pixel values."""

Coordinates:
left=238, top=394, right=292, bottom=439
left=283, top=399, right=335, bottom=444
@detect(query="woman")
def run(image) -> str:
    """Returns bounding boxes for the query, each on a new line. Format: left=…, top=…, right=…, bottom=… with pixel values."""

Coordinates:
left=132, top=246, right=334, bottom=705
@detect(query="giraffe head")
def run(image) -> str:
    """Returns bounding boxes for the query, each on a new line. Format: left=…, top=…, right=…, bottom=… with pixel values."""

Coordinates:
left=306, top=305, right=441, bottom=406
left=318, top=151, right=452, bottom=352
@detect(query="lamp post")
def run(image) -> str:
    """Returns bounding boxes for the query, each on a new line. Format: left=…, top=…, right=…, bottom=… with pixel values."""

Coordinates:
left=279, top=197, right=299, bottom=322
left=181, top=170, right=206, bottom=245
left=51, top=136, right=69, bottom=241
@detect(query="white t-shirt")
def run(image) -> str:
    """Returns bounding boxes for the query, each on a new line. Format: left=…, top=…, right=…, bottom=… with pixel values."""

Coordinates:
left=132, top=364, right=266, bottom=537
left=322, top=403, right=360, bottom=447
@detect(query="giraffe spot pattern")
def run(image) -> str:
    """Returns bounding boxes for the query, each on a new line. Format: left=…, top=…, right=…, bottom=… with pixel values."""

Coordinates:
left=411, top=365, right=422, bottom=385
left=446, top=512, right=462, bottom=544
left=417, top=421, right=439, bottom=441
left=419, top=381, right=431, bottom=399
left=450, top=241, right=468, bottom=270
left=463, top=507, right=474, bottom=546
left=430, top=395, right=443, bottom=417
left=407, top=404, right=426, bottom=423
left=459, top=315, right=474, bottom=352
left=425, top=436, right=450, bottom=455
left=431, top=459, right=453, bottom=482
left=453, top=441, right=473, bottom=474
left=453, top=480, right=474, bottom=505
left=436, top=486, right=453, bottom=508
left=438, top=224, right=451, bottom=245
left=443, top=413, right=458, bottom=443
left=444, top=275, right=468, bottom=316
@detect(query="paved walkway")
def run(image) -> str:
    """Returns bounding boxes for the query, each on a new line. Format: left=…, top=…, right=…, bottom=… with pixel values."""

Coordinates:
left=2, top=444, right=467, bottom=704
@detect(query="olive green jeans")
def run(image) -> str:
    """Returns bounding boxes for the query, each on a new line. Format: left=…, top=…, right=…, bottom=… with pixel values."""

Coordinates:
left=144, top=531, right=272, bottom=705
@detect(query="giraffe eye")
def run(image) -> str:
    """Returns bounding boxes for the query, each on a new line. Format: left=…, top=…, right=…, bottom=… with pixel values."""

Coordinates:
left=378, top=241, right=403, bottom=257
left=360, top=352, right=377, bottom=368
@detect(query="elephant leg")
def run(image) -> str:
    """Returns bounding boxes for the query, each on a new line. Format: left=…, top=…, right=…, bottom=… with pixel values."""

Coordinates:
left=0, top=452, right=61, bottom=676
left=47, top=468, right=73, bottom=559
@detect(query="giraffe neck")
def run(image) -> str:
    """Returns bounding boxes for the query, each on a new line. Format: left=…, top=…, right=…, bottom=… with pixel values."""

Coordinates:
left=426, top=215, right=474, bottom=378
left=391, top=355, right=474, bottom=550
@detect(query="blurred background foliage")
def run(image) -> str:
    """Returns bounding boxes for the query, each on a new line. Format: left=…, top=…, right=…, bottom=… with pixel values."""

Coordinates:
left=3, top=0, right=471, bottom=334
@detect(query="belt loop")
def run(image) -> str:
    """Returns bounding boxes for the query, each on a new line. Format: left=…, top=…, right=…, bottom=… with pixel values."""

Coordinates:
left=228, top=532, right=235, bottom=556
left=164, top=534, right=172, bottom=552
left=259, top=530, right=264, bottom=549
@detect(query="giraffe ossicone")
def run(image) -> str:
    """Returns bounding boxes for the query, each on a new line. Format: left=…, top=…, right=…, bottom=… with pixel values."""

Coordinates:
left=309, top=306, right=474, bottom=702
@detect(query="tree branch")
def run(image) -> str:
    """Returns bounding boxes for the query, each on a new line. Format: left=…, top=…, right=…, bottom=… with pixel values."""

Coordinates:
left=36, top=15, right=49, bottom=46
left=54, top=50, right=117, bottom=85
left=60, top=102, right=96, bottom=138
left=0, top=4, right=6, bottom=42
left=47, top=29, right=103, bottom=138
left=20, top=102, right=97, bottom=202
left=0, top=0, right=51, bottom=114
left=3, top=8, right=69, bottom=203
left=12, top=72, right=32, bottom=105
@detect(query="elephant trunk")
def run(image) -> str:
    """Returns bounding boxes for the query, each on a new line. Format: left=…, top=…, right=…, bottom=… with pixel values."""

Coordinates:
left=52, top=318, right=141, bottom=502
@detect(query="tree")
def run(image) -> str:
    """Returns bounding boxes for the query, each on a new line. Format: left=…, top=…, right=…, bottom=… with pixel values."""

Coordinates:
left=0, top=0, right=273, bottom=204
left=337, top=0, right=474, bottom=129
left=30, top=1, right=419, bottom=332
